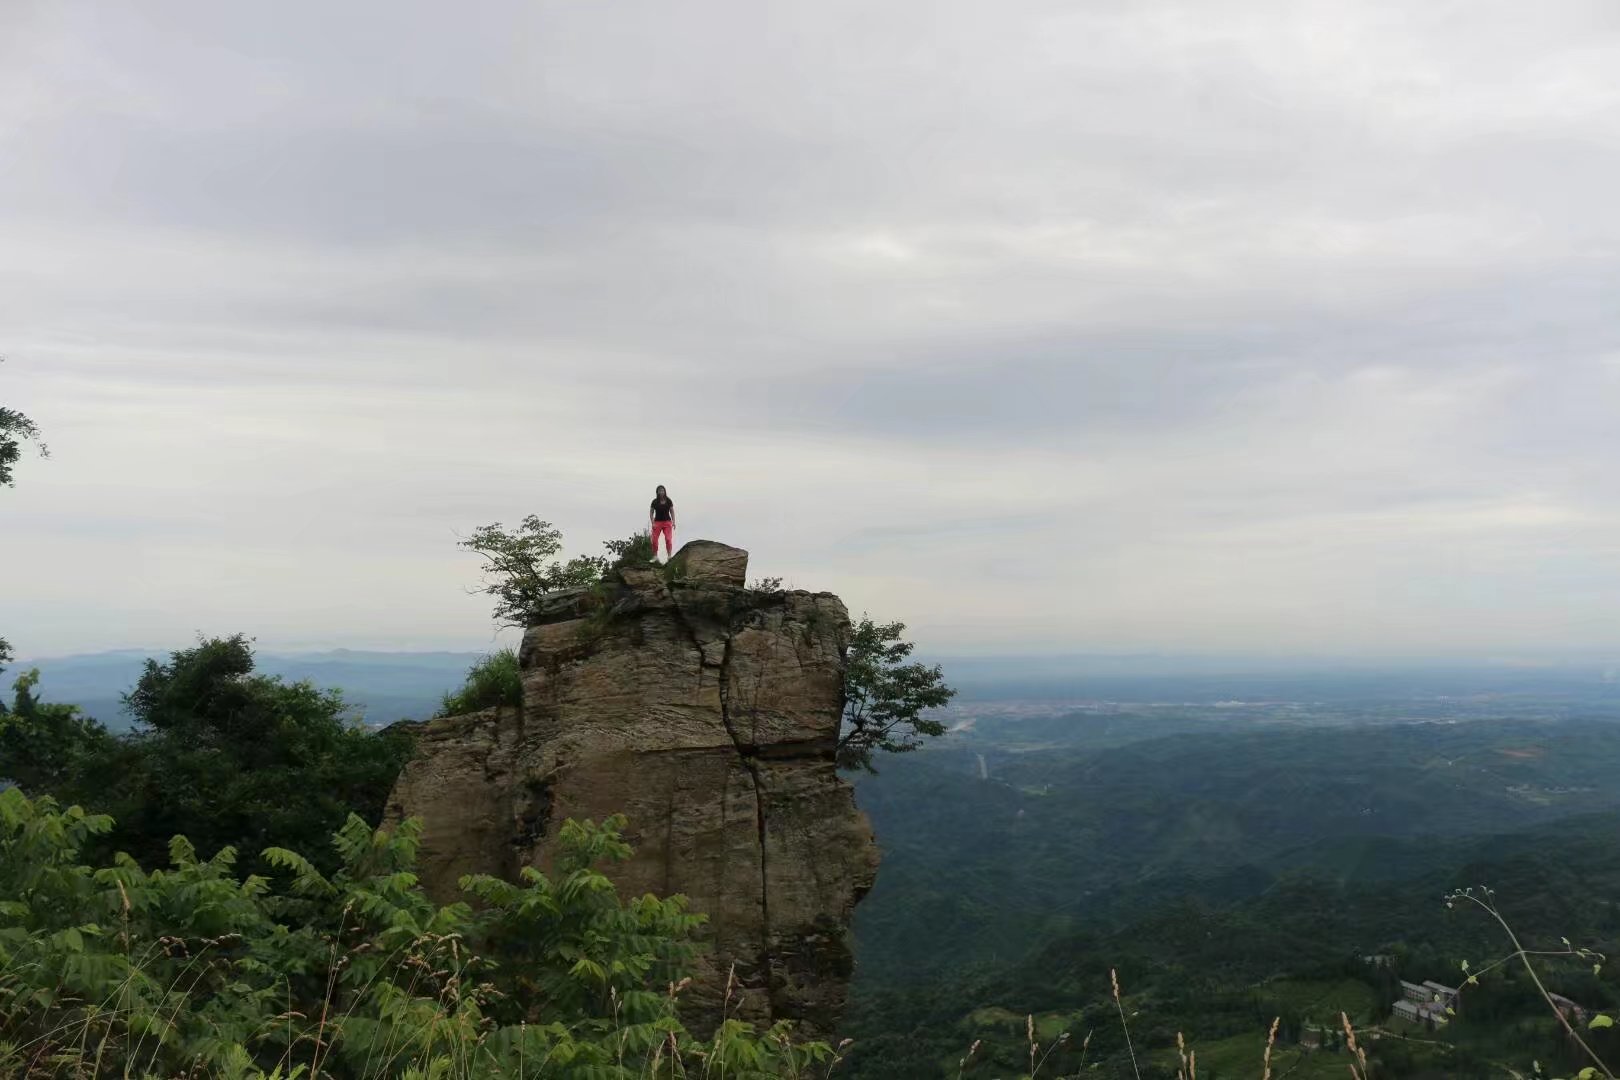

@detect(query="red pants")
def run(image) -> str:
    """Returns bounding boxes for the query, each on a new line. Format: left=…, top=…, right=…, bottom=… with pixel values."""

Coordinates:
left=651, top=520, right=674, bottom=556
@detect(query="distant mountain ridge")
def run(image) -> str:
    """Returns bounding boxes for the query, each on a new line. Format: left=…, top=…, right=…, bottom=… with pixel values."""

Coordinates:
left=13, top=647, right=494, bottom=729
left=18, top=647, right=1620, bottom=731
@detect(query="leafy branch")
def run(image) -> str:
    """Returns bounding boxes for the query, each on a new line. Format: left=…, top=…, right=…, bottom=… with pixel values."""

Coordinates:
left=457, top=517, right=608, bottom=628
left=1448, top=886, right=1616, bottom=1080
left=836, top=616, right=955, bottom=773
left=1, top=356, right=50, bottom=488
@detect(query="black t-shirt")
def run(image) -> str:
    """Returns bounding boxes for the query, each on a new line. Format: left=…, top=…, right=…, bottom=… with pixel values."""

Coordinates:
left=651, top=497, right=674, bottom=522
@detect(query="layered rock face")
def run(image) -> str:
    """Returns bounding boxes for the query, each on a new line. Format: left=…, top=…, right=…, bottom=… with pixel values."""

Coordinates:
left=384, top=541, right=878, bottom=1033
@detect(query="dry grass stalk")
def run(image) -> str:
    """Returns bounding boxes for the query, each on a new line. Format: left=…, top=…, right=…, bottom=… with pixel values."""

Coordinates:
left=824, top=1037, right=854, bottom=1080
left=1110, top=968, right=1142, bottom=1080
left=956, top=1037, right=982, bottom=1079
left=1031, top=1030, right=1071, bottom=1077
left=1340, top=1012, right=1369, bottom=1080
left=1173, top=1031, right=1198, bottom=1080
left=1261, top=1016, right=1278, bottom=1080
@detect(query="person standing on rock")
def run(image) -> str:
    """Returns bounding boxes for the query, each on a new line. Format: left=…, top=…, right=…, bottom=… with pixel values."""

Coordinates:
left=649, top=485, right=676, bottom=561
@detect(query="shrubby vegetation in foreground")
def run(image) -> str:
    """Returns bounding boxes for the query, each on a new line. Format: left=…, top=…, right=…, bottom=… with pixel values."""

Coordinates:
left=0, top=634, right=414, bottom=878
left=438, top=648, right=523, bottom=716
left=0, top=788, right=832, bottom=1079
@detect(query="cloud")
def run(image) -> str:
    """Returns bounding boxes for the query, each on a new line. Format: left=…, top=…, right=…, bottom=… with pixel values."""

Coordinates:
left=2, top=0, right=1619, bottom=657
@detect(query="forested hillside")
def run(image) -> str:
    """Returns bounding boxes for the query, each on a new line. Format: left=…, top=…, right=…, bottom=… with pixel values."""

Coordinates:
left=8, top=637, right=1620, bottom=1078
left=854, top=719, right=1620, bottom=980
left=843, top=708, right=1620, bottom=1077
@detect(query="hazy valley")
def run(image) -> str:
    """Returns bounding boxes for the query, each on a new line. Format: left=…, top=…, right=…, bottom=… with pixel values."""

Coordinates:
left=15, top=649, right=1620, bottom=1076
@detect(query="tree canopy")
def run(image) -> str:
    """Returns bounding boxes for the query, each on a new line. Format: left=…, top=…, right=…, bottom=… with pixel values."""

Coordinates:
left=0, top=358, right=48, bottom=487
left=459, top=518, right=656, bottom=626
left=459, top=516, right=613, bottom=626
left=837, top=616, right=955, bottom=772
left=0, top=666, right=112, bottom=795
left=3, top=634, right=413, bottom=876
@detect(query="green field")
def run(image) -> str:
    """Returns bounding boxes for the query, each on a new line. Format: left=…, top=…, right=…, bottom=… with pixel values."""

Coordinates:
left=1256, top=977, right=1383, bottom=1024
left=964, top=1005, right=1084, bottom=1041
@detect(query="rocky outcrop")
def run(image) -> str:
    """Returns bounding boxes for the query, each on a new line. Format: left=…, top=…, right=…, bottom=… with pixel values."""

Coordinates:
left=384, top=541, right=878, bottom=1034
left=381, top=705, right=526, bottom=901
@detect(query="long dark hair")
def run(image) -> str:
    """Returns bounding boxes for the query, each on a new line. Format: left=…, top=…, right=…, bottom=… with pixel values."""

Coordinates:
left=654, top=485, right=672, bottom=505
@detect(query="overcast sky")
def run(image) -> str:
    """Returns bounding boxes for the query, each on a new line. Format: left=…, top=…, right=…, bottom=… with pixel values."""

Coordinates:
left=4, top=0, right=1620, bottom=660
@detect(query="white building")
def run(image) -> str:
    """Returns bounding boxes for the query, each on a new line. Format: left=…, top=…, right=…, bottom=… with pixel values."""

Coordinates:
left=1392, top=980, right=1454, bottom=1027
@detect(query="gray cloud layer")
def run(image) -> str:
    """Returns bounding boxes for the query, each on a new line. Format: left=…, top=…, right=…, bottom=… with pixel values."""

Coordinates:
left=4, top=0, right=1619, bottom=657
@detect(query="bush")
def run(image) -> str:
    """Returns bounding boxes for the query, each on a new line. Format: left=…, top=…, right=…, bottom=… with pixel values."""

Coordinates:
left=439, top=648, right=523, bottom=716
left=5, top=636, right=414, bottom=879
left=603, top=531, right=656, bottom=569
left=459, top=518, right=609, bottom=628
left=459, top=521, right=663, bottom=629
left=0, top=667, right=112, bottom=794
left=0, top=787, right=834, bottom=1079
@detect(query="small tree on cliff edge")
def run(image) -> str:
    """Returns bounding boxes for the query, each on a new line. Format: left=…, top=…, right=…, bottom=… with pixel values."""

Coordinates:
left=461, top=517, right=658, bottom=627
left=460, top=516, right=608, bottom=627
left=838, top=616, right=955, bottom=772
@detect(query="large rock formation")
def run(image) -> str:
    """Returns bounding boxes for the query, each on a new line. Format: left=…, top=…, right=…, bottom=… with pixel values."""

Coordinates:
left=385, top=541, right=878, bottom=1033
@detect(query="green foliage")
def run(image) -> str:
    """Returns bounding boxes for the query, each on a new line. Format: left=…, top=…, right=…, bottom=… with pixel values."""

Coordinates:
left=459, top=521, right=673, bottom=630
left=853, top=720, right=1620, bottom=986
left=1446, top=886, right=1617, bottom=1079
left=458, top=814, right=700, bottom=1032
left=0, top=788, right=829, bottom=1078
left=459, top=517, right=609, bottom=628
left=0, top=667, right=114, bottom=793
left=842, top=718, right=1620, bottom=1077
left=602, top=531, right=656, bottom=570
left=1, top=359, right=49, bottom=487
left=112, top=634, right=416, bottom=875
left=437, top=648, right=522, bottom=716
left=836, top=617, right=955, bottom=773
left=9, top=635, right=413, bottom=879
